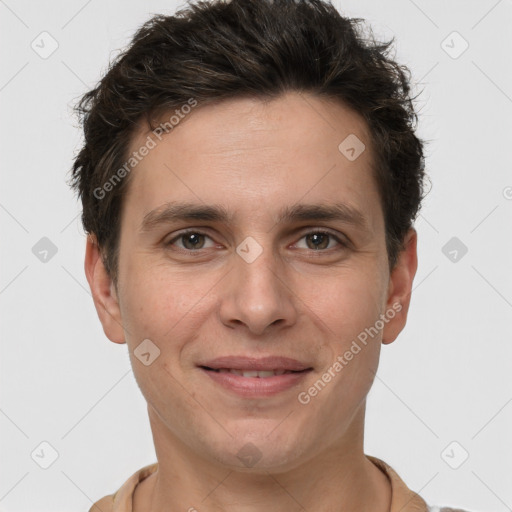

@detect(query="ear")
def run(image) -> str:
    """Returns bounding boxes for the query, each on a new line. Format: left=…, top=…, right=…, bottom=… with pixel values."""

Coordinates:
left=84, top=234, right=125, bottom=344
left=381, top=228, right=418, bottom=345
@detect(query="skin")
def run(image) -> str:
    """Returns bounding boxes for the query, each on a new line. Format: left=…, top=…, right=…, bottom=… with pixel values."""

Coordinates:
left=85, top=91, right=417, bottom=512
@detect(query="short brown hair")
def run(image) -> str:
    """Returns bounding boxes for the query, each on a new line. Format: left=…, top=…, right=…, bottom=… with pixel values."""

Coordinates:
left=68, top=0, right=426, bottom=287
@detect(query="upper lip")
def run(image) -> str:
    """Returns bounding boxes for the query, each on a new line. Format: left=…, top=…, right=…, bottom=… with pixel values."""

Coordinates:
left=199, top=356, right=312, bottom=372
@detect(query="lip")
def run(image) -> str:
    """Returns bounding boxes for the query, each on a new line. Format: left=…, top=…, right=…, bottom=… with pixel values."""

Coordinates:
left=198, top=356, right=311, bottom=372
left=197, top=356, right=313, bottom=398
left=200, top=367, right=312, bottom=398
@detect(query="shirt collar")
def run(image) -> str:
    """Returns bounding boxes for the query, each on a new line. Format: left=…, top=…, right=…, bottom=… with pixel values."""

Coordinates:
left=90, top=455, right=429, bottom=512
left=367, top=455, right=429, bottom=512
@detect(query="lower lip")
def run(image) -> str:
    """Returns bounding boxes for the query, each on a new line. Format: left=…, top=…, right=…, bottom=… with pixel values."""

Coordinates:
left=200, top=368, right=312, bottom=398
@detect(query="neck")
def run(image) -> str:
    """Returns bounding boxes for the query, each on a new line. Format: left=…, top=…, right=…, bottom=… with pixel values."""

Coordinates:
left=133, top=406, right=391, bottom=512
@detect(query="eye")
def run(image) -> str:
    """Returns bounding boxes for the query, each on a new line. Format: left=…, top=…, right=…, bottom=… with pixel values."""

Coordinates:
left=295, top=230, right=346, bottom=251
left=167, top=230, right=216, bottom=251
left=165, top=229, right=348, bottom=253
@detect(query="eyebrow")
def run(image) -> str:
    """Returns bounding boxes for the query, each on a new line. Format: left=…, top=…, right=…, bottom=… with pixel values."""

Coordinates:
left=139, top=201, right=370, bottom=233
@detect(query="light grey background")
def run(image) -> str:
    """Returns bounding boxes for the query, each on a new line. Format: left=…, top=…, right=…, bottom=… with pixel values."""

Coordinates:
left=1, top=0, right=511, bottom=511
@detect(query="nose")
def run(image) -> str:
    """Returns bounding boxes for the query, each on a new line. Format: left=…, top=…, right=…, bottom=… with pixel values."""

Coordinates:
left=218, top=241, right=298, bottom=336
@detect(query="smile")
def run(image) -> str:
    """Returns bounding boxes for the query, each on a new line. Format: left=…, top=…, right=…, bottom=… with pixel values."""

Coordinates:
left=199, top=366, right=312, bottom=397
left=206, top=368, right=300, bottom=377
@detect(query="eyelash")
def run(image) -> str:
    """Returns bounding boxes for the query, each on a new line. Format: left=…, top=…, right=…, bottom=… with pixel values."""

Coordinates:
left=165, top=228, right=348, bottom=253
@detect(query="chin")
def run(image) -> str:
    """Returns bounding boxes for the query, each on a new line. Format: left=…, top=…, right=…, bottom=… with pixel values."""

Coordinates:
left=206, top=428, right=307, bottom=473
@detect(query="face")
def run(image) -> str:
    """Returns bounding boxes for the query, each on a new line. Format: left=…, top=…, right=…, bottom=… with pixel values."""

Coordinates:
left=86, top=91, right=417, bottom=472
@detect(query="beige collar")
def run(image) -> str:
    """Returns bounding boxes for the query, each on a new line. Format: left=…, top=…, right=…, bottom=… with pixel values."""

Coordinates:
left=89, top=455, right=429, bottom=512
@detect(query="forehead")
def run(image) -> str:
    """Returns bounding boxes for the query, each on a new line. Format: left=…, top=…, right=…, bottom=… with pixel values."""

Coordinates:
left=122, top=92, right=381, bottom=231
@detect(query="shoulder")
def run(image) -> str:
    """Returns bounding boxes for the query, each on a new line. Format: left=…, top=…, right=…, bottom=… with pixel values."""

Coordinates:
left=367, top=455, right=476, bottom=512
left=88, top=494, right=114, bottom=512
left=88, top=462, right=158, bottom=512
left=428, top=506, right=476, bottom=512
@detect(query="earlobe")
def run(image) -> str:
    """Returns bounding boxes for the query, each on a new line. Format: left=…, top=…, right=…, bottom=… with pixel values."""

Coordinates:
left=381, top=228, right=418, bottom=345
left=84, top=234, right=126, bottom=344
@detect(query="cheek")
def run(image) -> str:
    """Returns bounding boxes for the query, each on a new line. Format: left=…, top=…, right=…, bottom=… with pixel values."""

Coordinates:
left=119, top=260, right=221, bottom=349
left=298, top=264, right=386, bottom=398
left=302, top=266, right=386, bottom=337
left=118, top=264, right=184, bottom=342
left=117, top=267, right=204, bottom=416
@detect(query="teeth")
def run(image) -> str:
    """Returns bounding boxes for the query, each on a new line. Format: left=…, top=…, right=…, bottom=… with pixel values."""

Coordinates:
left=217, top=369, right=291, bottom=377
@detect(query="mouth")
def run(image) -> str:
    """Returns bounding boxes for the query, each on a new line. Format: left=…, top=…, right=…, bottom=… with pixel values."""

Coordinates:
left=199, top=366, right=310, bottom=378
left=197, top=357, right=313, bottom=397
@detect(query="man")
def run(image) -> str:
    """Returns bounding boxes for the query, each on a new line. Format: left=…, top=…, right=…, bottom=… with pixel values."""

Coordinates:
left=69, top=0, right=472, bottom=510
